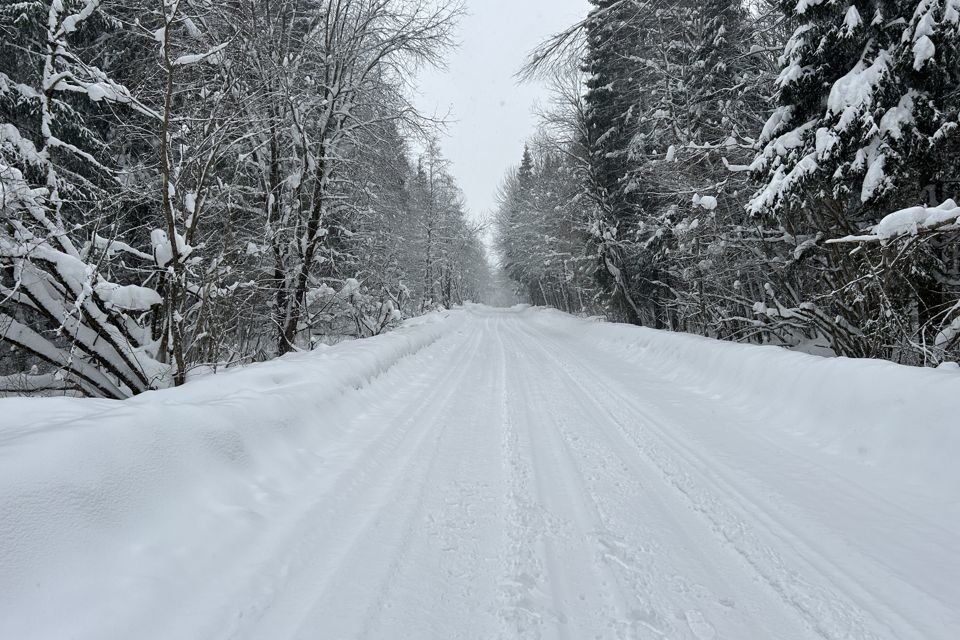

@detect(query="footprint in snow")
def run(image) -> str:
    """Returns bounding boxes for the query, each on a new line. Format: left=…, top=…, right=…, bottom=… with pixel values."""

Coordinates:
left=684, top=610, right=717, bottom=640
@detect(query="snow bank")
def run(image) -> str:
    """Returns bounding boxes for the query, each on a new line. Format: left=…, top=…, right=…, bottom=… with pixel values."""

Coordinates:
left=528, top=308, right=960, bottom=493
left=0, top=310, right=459, bottom=635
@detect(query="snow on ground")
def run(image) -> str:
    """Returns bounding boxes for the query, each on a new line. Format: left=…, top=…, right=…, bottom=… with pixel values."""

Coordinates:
left=1, top=305, right=958, bottom=639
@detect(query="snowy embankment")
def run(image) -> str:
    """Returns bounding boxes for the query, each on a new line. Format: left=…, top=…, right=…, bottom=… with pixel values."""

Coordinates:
left=0, top=311, right=459, bottom=637
left=528, top=308, right=960, bottom=495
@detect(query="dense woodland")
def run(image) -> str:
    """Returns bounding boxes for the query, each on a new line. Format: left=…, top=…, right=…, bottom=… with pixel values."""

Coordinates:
left=498, top=0, right=960, bottom=365
left=3, top=0, right=959, bottom=399
left=1, top=0, right=492, bottom=397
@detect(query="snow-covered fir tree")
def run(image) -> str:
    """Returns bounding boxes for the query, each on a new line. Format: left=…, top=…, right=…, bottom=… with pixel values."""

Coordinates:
left=750, top=0, right=960, bottom=360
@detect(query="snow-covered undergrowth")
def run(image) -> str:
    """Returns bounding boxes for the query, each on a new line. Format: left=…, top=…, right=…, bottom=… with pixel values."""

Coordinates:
left=529, top=308, right=960, bottom=495
left=0, top=311, right=459, bottom=635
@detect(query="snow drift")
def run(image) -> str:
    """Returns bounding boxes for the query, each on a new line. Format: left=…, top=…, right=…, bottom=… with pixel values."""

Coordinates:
left=0, top=311, right=459, bottom=638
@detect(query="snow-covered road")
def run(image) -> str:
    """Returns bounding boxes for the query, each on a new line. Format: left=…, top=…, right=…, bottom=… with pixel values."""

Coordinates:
left=2, top=306, right=958, bottom=639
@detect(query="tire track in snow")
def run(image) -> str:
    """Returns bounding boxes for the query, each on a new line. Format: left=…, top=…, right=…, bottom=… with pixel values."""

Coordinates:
left=518, top=319, right=924, bottom=640
left=347, top=314, right=505, bottom=640
left=497, top=318, right=639, bottom=639
left=213, top=325, right=487, bottom=640
left=495, top=313, right=557, bottom=640
left=506, top=318, right=806, bottom=639
left=497, top=313, right=593, bottom=640
left=585, top=326, right=960, bottom=619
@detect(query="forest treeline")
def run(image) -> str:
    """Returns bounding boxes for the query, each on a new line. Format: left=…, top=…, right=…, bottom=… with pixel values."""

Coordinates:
left=497, top=0, right=960, bottom=365
left=1, top=0, right=492, bottom=397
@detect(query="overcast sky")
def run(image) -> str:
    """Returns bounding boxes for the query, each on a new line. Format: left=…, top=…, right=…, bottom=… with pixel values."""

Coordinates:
left=414, top=0, right=590, bottom=225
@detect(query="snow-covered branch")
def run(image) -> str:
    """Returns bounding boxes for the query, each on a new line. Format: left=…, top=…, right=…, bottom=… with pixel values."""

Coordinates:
left=829, top=200, right=960, bottom=244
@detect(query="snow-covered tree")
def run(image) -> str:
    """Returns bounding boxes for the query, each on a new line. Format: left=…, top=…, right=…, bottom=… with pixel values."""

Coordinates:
left=750, top=0, right=960, bottom=361
left=2, top=0, right=488, bottom=397
left=408, top=139, right=488, bottom=310
left=496, top=136, right=604, bottom=314
left=1, top=0, right=170, bottom=397
left=223, top=0, right=462, bottom=354
left=751, top=0, right=960, bottom=218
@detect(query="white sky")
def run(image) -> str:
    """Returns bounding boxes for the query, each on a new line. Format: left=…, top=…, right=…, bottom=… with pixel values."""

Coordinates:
left=414, top=0, right=590, bottom=225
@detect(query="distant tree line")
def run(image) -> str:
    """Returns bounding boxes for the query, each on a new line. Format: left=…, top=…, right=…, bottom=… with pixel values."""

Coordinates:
left=498, top=0, right=960, bottom=365
left=1, top=0, right=490, bottom=397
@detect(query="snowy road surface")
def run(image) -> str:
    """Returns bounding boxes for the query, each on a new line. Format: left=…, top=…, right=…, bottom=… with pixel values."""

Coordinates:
left=2, top=306, right=959, bottom=639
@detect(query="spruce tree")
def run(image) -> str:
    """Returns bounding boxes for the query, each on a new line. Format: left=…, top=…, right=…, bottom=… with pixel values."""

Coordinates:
left=581, top=0, right=653, bottom=323
left=749, top=0, right=960, bottom=360
left=749, top=0, right=960, bottom=225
